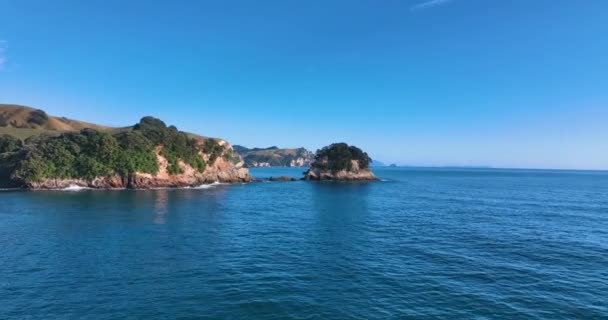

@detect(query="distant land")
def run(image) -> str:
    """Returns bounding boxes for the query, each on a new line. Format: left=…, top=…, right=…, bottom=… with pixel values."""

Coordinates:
left=234, top=148, right=392, bottom=169
left=234, top=145, right=314, bottom=168
left=371, top=160, right=385, bottom=167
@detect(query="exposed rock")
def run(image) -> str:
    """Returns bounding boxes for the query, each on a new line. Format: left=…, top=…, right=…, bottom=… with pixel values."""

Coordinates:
left=304, top=161, right=378, bottom=181
left=268, top=176, right=297, bottom=182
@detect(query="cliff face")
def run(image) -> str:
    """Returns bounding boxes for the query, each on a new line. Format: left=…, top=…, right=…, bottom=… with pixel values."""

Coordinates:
left=304, top=160, right=377, bottom=181
left=23, top=142, right=252, bottom=189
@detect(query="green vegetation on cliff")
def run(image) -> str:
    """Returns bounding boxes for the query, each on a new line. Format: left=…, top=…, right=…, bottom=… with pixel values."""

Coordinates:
left=0, top=117, right=213, bottom=184
left=134, top=117, right=206, bottom=174
left=311, top=143, right=372, bottom=172
left=0, top=134, right=22, bottom=154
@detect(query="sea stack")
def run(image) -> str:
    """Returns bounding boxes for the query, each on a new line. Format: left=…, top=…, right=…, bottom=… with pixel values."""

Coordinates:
left=304, top=143, right=378, bottom=181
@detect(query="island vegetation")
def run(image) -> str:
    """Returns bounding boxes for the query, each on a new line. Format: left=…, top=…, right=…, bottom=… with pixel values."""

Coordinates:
left=311, top=143, right=372, bottom=172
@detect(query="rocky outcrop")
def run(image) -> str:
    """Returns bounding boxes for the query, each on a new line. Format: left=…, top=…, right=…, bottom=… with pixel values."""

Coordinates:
left=304, top=160, right=378, bottom=181
left=24, top=143, right=252, bottom=189
left=303, top=143, right=378, bottom=181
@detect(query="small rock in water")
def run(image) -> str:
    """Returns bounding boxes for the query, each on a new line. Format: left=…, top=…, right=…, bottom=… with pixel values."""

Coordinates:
left=269, top=176, right=297, bottom=182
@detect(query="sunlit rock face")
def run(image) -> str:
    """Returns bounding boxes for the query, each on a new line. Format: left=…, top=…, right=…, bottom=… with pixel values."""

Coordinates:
left=25, top=144, right=252, bottom=189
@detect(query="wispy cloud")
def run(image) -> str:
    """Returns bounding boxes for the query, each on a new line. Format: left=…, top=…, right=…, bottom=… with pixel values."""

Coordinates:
left=0, top=40, right=6, bottom=70
left=410, top=0, right=454, bottom=11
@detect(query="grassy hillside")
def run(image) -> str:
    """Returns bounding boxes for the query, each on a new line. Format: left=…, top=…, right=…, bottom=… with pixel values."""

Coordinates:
left=0, top=104, right=208, bottom=141
left=0, top=104, right=113, bottom=132
left=0, top=127, right=60, bottom=140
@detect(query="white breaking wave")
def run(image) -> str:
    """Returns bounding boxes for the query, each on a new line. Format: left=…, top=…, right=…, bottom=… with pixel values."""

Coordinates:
left=193, top=181, right=223, bottom=189
left=62, top=184, right=92, bottom=191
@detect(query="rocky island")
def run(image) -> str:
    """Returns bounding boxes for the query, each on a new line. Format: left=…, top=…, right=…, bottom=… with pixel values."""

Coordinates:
left=0, top=105, right=251, bottom=189
left=304, top=143, right=378, bottom=181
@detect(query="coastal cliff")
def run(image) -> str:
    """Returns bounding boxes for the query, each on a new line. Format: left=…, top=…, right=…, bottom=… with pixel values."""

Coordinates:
left=0, top=106, right=252, bottom=189
left=23, top=146, right=252, bottom=189
left=304, top=143, right=378, bottom=181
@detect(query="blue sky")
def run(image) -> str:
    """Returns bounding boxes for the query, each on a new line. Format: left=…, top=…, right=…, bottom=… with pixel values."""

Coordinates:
left=0, top=0, right=607, bottom=169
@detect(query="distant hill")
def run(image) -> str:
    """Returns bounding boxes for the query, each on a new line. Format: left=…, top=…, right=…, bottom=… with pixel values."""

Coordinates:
left=233, top=145, right=279, bottom=154
left=0, top=104, right=212, bottom=141
left=234, top=145, right=313, bottom=167
left=0, top=104, right=118, bottom=139
left=371, top=160, right=385, bottom=167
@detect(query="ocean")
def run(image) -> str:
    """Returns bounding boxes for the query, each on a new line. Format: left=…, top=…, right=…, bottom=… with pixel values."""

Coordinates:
left=1, top=167, right=607, bottom=319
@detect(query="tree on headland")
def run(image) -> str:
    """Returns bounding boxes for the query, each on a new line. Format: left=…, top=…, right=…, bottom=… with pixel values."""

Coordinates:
left=0, top=134, right=22, bottom=154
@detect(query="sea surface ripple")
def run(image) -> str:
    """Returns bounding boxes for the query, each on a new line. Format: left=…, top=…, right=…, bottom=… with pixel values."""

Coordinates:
left=1, top=167, right=607, bottom=319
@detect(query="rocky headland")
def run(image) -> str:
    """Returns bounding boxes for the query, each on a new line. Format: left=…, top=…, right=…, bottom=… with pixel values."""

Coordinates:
left=23, top=149, right=252, bottom=189
left=0, top=105, right=252, bottom=189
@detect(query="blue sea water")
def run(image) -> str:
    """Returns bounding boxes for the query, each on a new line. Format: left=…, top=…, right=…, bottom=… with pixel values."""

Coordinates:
left=1, top=167, right=607, bottom=319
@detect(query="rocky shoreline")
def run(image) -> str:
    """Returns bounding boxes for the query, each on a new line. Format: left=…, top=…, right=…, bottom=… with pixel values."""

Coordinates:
left=20, top=152, right=252, bottom=190
left=304, top=167, right=378, bottom=181
left=24, top=170, right=251, bottom=190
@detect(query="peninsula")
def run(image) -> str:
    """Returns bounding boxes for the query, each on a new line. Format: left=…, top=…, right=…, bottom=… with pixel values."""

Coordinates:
left=0, top=105, right=251, bottom=189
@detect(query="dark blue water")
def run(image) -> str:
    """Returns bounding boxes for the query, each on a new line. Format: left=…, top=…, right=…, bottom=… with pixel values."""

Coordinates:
left=1, top=167, right=607, bottom=319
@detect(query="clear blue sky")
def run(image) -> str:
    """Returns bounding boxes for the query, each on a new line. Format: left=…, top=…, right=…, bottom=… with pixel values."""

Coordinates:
left=1, top=0, right=607, bottom=169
